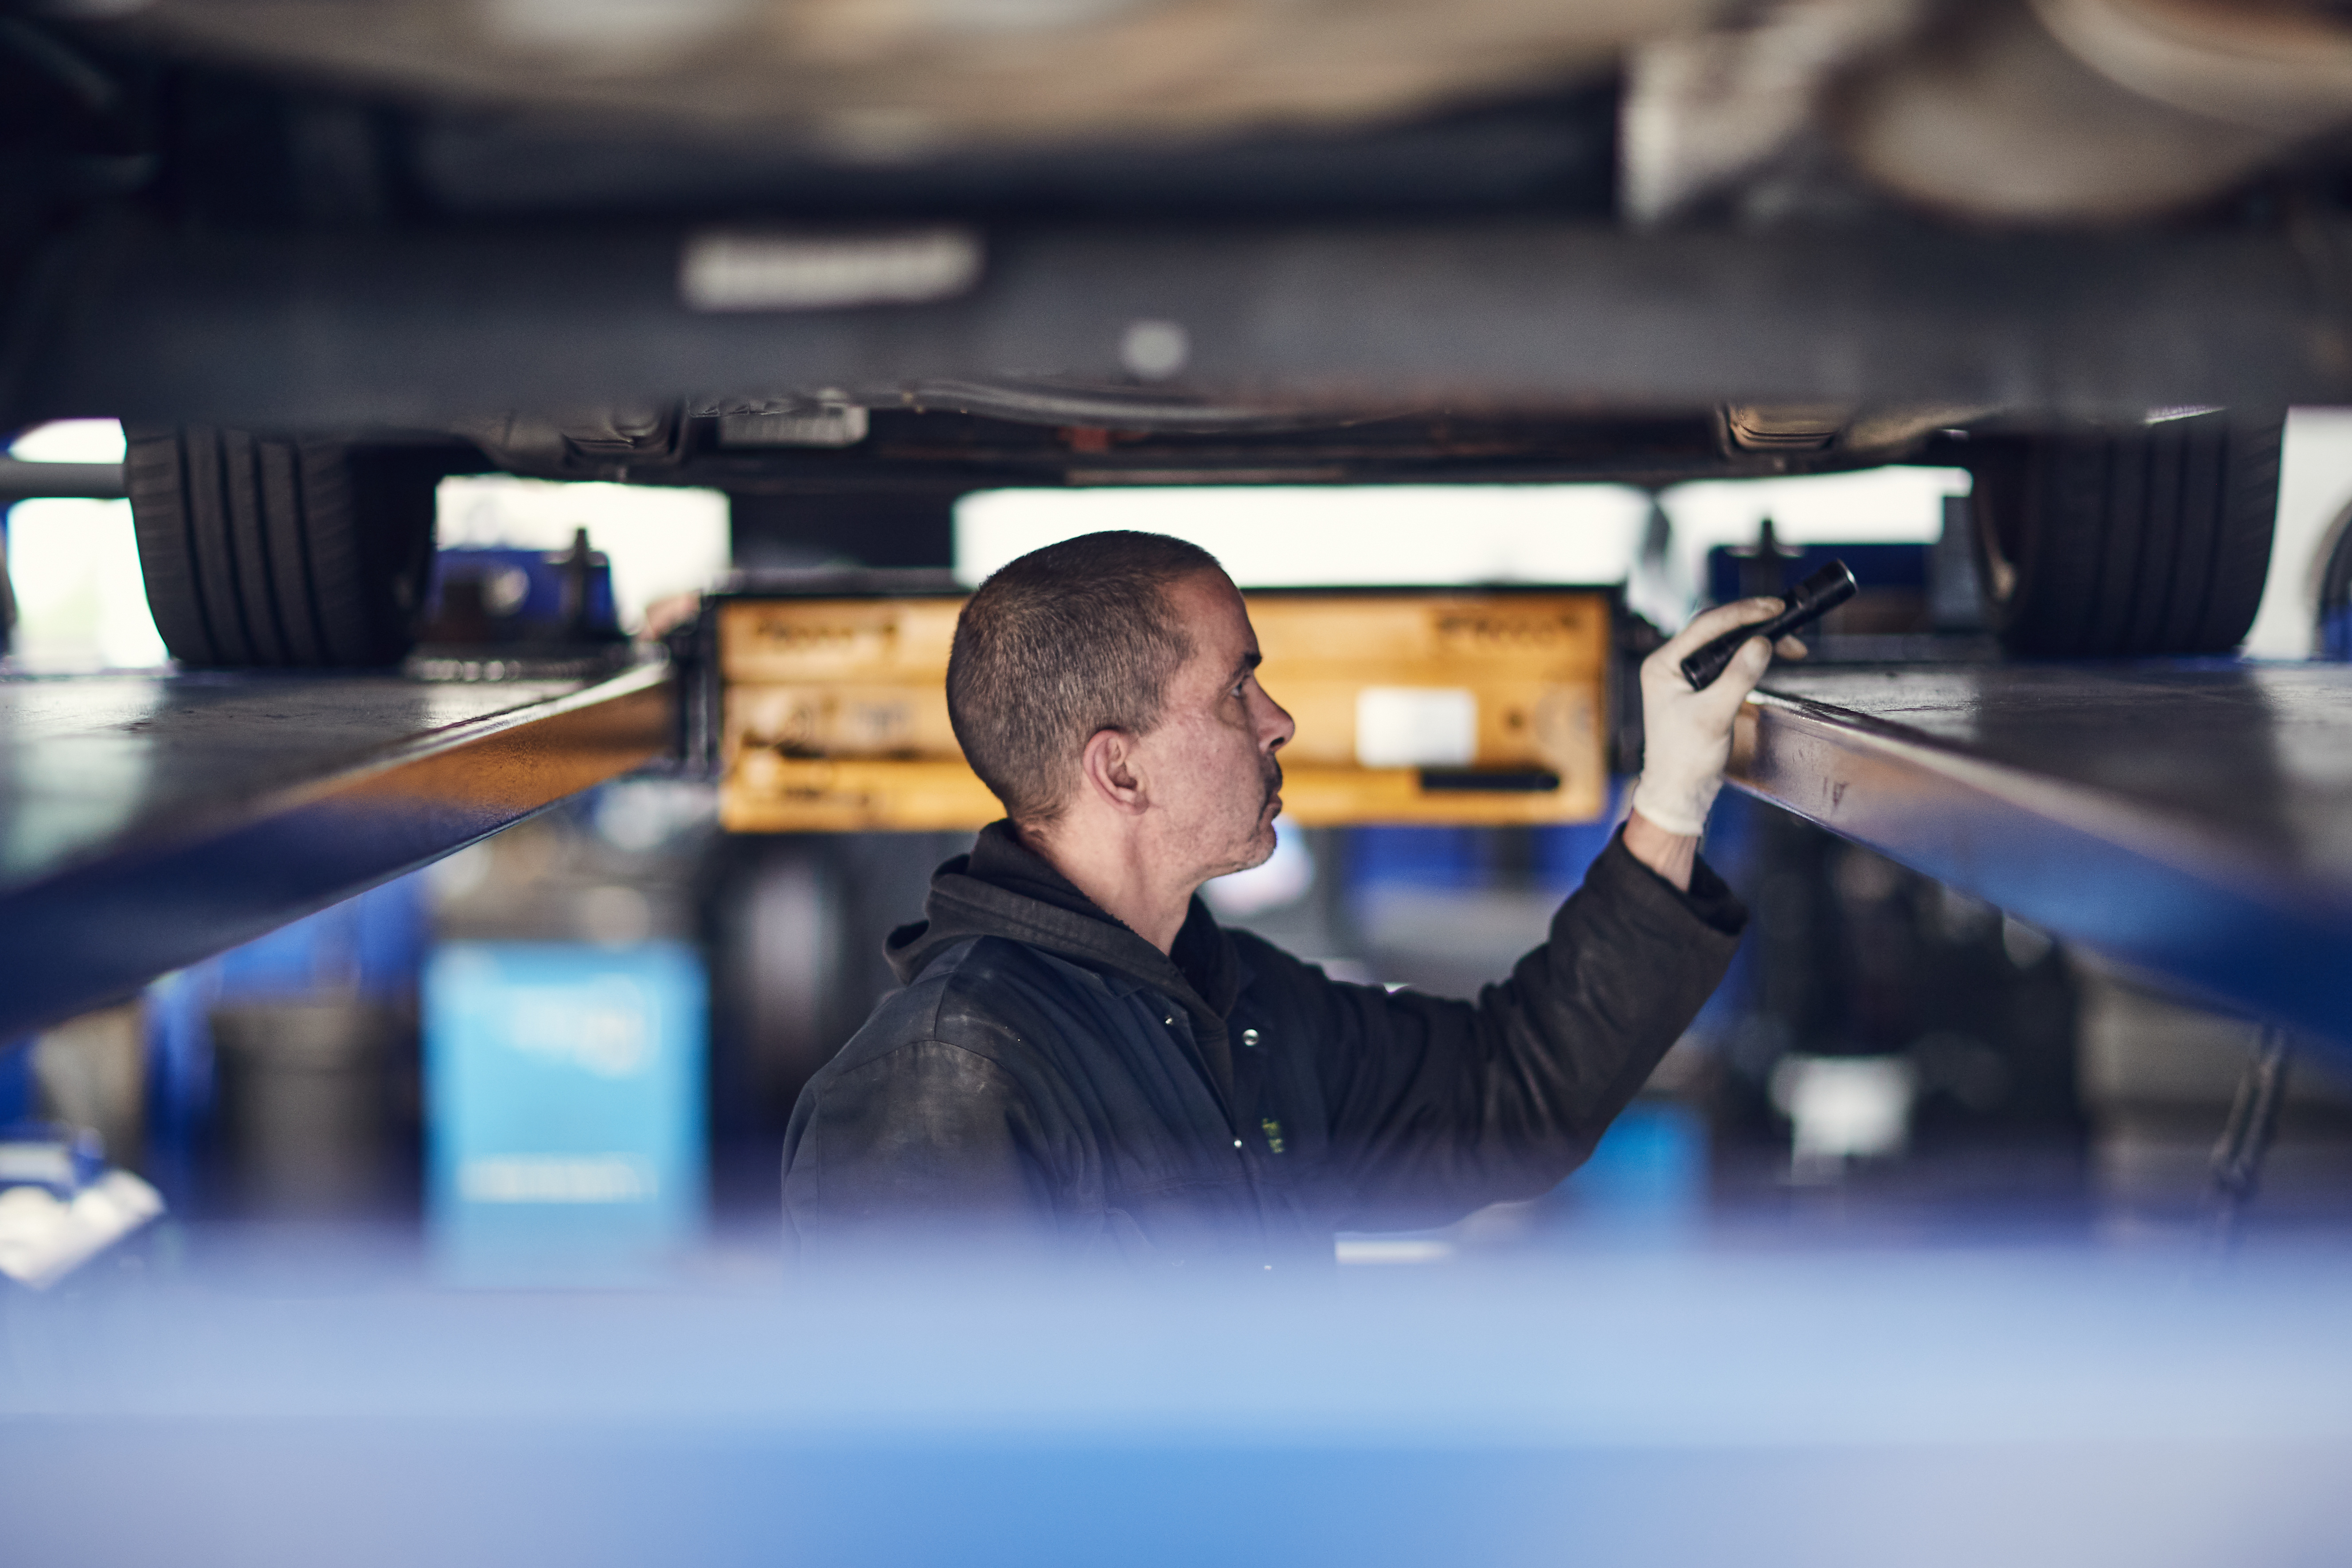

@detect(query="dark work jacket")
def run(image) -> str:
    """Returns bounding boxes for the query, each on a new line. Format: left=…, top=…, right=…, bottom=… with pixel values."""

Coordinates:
left=781, top=821, right=1746, bottom=1273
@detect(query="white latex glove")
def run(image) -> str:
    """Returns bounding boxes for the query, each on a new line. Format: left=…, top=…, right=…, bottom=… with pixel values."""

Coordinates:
left=1629, top=599, right=1802, bottom=838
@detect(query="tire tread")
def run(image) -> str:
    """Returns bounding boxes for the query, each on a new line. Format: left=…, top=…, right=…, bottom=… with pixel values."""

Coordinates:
left=1979, top=414, right=2281, bottom=658
left=125, top=427, right=437, bottom=669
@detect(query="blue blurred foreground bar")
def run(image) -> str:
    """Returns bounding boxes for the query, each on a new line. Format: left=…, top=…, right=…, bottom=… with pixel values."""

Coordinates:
left=2, top=1245, right=2349, bottom=1568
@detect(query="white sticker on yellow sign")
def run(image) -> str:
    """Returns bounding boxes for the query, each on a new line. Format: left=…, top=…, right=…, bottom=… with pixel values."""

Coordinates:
left=1355, top=687, right=1477, bottom=769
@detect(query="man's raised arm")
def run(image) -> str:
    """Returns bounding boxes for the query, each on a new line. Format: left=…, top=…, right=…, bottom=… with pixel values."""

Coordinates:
left=1306, top=599, right=1797, bottom=1229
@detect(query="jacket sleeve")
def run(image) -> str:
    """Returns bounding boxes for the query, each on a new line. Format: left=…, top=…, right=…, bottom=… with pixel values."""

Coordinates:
left=782, top=1038, right=1064, bottom=1266
left=1309, top=828, right=1746, bottom=1231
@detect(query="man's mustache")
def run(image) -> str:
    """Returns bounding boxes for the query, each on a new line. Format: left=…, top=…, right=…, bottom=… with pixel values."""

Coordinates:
left=1263, top=758, right=1284, bottom=806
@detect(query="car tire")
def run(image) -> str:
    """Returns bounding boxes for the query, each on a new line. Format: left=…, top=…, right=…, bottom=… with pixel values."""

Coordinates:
left=1964, top=412, right=2283, bottom=657
left=125, top=426, right=440, bottom=667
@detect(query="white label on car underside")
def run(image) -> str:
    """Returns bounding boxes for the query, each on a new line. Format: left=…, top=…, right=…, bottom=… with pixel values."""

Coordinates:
left=680, top=227, right=984, bottom=312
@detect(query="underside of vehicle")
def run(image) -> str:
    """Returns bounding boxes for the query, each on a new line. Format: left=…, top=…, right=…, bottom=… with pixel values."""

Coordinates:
left=2, top=0, right=2346, bottom=664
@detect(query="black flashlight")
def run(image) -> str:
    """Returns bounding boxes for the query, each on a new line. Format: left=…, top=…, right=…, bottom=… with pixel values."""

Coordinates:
left=1679, top=559, right=1857, bottom=691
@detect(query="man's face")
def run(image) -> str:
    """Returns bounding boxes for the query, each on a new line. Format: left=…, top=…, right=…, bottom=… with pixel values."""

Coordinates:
left=1132, top=570, right=1295, bottom=880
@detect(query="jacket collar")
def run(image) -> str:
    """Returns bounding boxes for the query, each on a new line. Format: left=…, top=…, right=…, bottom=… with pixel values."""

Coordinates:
left=886, top=821, right=1242, bottom=1022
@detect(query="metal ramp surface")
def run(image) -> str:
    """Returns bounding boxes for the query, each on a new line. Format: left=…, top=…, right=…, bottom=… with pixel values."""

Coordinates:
left=0, top=664, right=669, bottom=1039
left=1730, top=663, right=2352, bottom=1052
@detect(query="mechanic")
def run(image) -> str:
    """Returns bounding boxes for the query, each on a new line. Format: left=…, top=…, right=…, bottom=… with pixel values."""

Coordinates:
left=781, top=530, right=1799, bottom=1271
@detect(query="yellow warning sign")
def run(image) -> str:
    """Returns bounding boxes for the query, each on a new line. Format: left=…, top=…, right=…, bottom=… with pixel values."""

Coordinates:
left=718, top=591, right=1612, bottom=832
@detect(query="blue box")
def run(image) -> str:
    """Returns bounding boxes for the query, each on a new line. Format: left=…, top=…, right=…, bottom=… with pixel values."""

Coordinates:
left=425, top=942, right=707, bottom=1285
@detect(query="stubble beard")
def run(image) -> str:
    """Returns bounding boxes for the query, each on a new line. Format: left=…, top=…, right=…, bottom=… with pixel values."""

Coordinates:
left=1237, top=756, right=1285, bottom=870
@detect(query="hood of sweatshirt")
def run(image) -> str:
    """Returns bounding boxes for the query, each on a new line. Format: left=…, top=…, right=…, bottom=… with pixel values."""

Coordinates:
left=885, top=821, right=1242, bottom=1024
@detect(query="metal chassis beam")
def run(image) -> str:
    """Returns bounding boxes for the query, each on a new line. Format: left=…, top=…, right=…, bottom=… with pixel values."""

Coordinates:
left=14, top=216, right=2352, bottom=431
left=0, top=665, right=670, bottom=1040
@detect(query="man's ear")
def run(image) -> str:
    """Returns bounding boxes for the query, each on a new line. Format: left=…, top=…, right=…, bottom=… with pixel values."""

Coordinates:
left=1078, top=727, right=1149, bottom=814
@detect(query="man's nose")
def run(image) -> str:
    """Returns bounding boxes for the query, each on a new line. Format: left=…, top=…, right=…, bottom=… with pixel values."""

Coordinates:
left=1259, top=690, right=1296, bottom=750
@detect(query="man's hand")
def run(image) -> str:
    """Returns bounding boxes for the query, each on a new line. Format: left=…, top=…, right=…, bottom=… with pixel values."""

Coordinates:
left=1626, top=600, right=1806, bottom=884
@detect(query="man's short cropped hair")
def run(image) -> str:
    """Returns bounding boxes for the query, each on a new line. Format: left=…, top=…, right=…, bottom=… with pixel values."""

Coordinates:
left=948, top=530, right=1224, bottom=824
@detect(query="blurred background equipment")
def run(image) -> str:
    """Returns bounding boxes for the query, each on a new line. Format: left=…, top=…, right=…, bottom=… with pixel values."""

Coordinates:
left=426, top=939, right=707, bottom=1286
left=411, top=529, right=631, bottom=680
left=0, top=1118, right=161, bottom=1290
left=140, top=875, right=428, bottom=1221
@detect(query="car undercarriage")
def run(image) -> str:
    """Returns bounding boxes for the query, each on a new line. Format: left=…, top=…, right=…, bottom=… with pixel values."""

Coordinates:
left=0, top=0, right=2345, bottom=662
